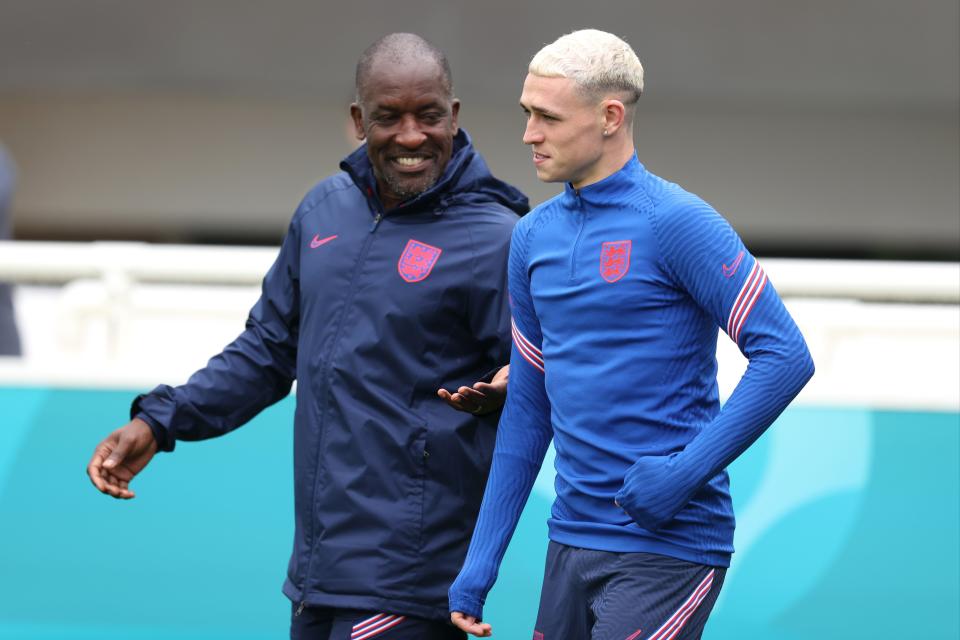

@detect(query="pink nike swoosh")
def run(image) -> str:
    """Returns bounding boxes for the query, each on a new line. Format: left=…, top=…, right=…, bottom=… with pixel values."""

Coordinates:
left=310, top=234, right=338, bottom=249
left=722, top=250, right=745, bottom=278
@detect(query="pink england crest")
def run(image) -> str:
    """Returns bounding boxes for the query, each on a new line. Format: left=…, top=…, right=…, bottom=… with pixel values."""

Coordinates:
left=397, top=239, right=442, bottom=283
left=600, top=240, right=632, bottom=283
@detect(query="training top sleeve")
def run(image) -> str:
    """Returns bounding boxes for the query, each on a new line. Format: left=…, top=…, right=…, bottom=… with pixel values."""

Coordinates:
left=131, top=210, right=303, bottom=451
left=448, top=219, right=553, bottom=620
left=615, top=195, right=815, bottom=531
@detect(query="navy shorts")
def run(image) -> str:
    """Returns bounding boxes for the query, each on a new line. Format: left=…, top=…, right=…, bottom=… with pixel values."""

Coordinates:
left=532, top=541, right=726, bottom=640
left=290, top=604, right=466, bottom=640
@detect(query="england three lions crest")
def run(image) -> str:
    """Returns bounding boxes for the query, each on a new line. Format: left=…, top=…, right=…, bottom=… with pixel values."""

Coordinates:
left=398, top=239, right=442, bottom=283
left=600, top=240, right=632, bottom=283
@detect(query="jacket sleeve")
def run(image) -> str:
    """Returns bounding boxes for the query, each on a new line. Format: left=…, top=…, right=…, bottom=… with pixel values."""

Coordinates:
left=131, top=213, right=302, bottom=451
left=448, top=220, right=553, bottom=620
left=465, top=209, right=516, bottom=372
left=615, top=196, right=815, bottom=531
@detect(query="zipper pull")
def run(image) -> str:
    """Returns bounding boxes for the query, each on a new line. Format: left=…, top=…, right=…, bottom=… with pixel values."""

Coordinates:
left=295, top=601, right=306, bottom=617
left=370, top=212, right=383, bottom=232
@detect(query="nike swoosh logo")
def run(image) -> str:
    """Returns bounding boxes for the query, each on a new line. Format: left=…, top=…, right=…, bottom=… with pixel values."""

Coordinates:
left=722, top=250, right=745, bottom=278
left=310, top=234, right=338, bottom=249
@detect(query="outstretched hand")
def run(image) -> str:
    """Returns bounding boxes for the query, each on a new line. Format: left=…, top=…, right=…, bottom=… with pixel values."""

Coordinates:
left=86, top=418, right=158, bottom=499
left=437, top=365, right=509, bottom=416
left=451, top=612, right=493, bottom=637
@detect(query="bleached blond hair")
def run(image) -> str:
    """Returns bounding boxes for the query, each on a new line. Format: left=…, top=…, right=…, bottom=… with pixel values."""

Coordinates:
left=529, top=29, right=644, bottom=103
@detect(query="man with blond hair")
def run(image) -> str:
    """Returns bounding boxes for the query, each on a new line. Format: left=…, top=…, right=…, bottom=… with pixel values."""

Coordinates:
left=449, top=29, right=813, bottom=639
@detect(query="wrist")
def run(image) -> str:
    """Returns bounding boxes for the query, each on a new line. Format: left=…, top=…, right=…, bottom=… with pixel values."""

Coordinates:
left=449, top=591, right=484, bottom=621
left=132, top=411, right=173, bottom=452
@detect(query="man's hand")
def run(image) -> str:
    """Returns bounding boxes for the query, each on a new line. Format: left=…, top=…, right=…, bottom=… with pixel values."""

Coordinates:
left=86, top=418, right=159, bottom=499
left=451, top=612, right=492, bottom=637
left=614, top=452, right=691, bottom=531
left=437, top=365, right=509, bottom=416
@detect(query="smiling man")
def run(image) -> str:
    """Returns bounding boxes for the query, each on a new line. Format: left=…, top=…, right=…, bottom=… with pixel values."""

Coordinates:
left=87, top=33, right=527, bottom=640
left=351, top=41, right=458, bottom=210
left=449, top=30, right=814, bottom=639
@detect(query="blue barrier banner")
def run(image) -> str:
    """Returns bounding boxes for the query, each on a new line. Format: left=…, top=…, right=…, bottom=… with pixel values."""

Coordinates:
left=0, top=386, right=957, bottom=639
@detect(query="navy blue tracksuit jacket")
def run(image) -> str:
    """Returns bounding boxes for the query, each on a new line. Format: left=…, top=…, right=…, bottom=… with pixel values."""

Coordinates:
left=134, top=130, right=528, bottom=620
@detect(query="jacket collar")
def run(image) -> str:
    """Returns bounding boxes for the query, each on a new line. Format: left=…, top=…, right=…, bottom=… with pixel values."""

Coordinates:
left=562, top=154, right=646, bottom=207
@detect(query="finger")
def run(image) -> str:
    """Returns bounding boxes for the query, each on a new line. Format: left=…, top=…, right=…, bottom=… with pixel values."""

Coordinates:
left=118, top=478, right=136, bottom=498
left=450, top=393, right=473, bottom=410
left=102, top=470, right=123, bottom=493
left=472, top=381, right=503, bottom=396
left=87, top=452, right=108, bottom=492
left=89, top=446, right=134, bottom=497
left=457, top=387, right=487, bottom=400
left=89, top=467, right=108, bottom=493
left=439, top=392, right=468, bottom=411
left=451, top=613, right=492, bottom=637
left=105, top=469, right=133, bottom=495
left=104, top=475, right=134, bottom=499
left=439, top=389, right=470, bottom=410
left=455, top=388, right=488, bottom=413
left=103, top=480, right=124, bottom=498
left=101, top=468, right=134, bottom=497
left=469, top=621, right=493, bottom=637
left=103, top=438, right=130, bottom=469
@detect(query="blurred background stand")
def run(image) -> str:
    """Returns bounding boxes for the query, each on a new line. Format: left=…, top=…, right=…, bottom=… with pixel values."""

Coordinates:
left=0, top=144, right=22, bottom=356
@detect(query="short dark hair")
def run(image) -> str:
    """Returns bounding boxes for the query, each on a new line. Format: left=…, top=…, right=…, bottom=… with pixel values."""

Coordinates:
left=355, top=33, right=453, bottom=102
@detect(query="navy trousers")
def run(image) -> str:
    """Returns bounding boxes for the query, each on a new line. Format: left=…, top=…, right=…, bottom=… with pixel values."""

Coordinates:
left=290, top=604, right=466, bottom=640
left=532, top=541, right=726, bottom=640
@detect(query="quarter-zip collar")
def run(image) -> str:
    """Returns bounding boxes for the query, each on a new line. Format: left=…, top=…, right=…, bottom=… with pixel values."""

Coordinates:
left=562, top=154, right=646, bottom=209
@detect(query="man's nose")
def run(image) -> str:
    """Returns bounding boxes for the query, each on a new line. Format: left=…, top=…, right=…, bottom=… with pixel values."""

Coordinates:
left=522, top=120, right=542, bottom=145
left=396, top=115, right=428, bottom=147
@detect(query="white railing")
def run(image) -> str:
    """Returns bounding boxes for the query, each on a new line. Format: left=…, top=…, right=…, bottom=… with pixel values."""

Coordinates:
left=1, top=240, right=958, bottom=302
left=0, top=241, right=957, bottom=410
left=0, top=241, right=275, bottom=284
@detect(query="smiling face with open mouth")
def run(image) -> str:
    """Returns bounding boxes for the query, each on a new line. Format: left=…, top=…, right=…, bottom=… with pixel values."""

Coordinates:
left=351, top=58, right=460, bottom=211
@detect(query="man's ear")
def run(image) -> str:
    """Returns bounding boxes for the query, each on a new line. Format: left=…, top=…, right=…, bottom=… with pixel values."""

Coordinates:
left=600, top=99, right=626, bottom=137
left=349, top=103, right=366, bottom=140
left=450, top=99, right=461, bottom=135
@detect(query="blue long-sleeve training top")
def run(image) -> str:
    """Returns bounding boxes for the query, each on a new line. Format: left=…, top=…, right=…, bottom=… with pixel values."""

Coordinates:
left=449, top=155, right=814, bottom=619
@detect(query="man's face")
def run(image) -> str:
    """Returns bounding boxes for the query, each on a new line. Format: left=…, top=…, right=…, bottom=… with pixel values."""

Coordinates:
left=351, top=60, right=460, bottom=210
left=520, top=73, right=605, bottom=188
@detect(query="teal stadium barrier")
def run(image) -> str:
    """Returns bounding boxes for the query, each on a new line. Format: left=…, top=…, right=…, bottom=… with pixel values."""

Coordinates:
left=0, top=386, right=958, bottom=639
